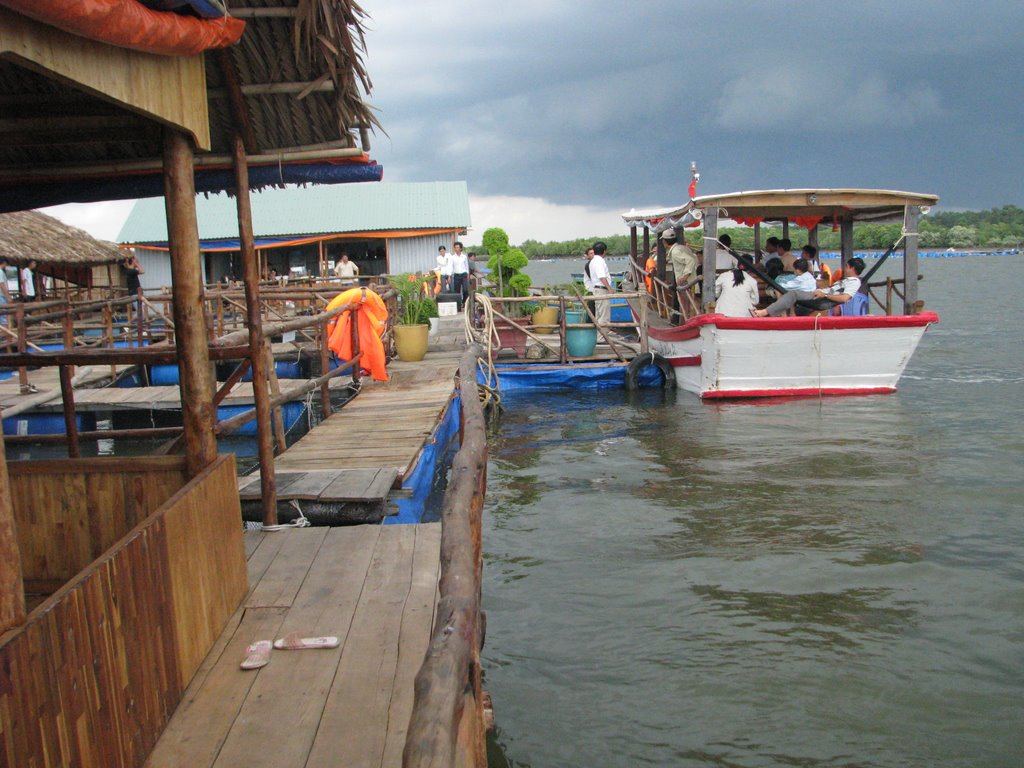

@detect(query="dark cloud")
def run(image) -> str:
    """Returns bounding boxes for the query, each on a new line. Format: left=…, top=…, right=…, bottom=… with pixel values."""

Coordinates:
left=366, top=1, right=1023, bottom=217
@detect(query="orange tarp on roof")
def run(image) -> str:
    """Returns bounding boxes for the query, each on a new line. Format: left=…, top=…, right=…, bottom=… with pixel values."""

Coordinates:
left=3, top=0, right=245, bottom=56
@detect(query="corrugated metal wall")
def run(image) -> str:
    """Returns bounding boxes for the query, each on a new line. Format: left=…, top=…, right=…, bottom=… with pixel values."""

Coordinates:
left=135, top=250, right=207, bottom=292
left=386, top=233, right=455, bottom=274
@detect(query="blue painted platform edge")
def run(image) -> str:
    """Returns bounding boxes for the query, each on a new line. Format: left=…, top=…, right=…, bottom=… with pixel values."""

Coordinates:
left=387, top=393, right=460, bottom=525
left=480, top=362, right=662, bottom=392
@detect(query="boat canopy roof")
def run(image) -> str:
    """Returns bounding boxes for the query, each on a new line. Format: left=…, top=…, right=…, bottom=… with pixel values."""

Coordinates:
left=622, top=188, right=940, bottom=232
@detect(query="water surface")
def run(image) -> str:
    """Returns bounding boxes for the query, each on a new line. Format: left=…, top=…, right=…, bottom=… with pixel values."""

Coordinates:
left=482, top=255, right=1024, bottom=767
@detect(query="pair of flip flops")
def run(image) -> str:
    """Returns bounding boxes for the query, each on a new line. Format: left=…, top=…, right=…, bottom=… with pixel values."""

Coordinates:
left=240, top=633, right=339, bottom=670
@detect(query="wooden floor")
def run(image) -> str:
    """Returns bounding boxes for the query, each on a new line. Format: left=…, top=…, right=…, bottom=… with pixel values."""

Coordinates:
left=146, top=523, right=442, bottom=768
left=237, top=349, right=462, bottom=506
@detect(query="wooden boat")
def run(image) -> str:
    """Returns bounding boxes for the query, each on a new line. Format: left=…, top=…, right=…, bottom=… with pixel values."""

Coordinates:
left=622, top=189, right=940, bottom=399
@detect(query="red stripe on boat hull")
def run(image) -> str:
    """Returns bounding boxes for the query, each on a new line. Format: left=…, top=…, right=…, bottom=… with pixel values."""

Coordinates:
left=702, top=386, right=896, bottom=400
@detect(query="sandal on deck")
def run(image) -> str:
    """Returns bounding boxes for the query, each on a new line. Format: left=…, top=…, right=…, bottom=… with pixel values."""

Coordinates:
left=273, top=633, right=340, bottom=650
left=240, top=640, right=272, bottom=670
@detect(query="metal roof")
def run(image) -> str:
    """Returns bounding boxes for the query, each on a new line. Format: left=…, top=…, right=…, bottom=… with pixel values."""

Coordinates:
left=118, top=181, right=471, bottom=244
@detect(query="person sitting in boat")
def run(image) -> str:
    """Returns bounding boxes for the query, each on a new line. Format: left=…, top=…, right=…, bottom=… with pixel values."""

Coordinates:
left=801, top=244, right=822, bottom=277
left=750, top=258, right=818, bottom=316
left=762, top=236, right=781, bottom=268
left=778, top=238, right=797, bottom=272
left=752, top=257, right=864, bottom=317
left=715, top=234, right=739, bottom=270
left=714, top=262, right=759, bottom=317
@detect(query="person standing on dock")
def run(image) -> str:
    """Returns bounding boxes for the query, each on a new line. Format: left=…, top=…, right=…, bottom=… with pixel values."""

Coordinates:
left=334, top=252, right=359, bottom=286
left=435, top=245, right=452, bottom=294
left=450, top=241, right=470, bottom=310
left=588, top=242, right=613, bottom=327
left=19, top=259, right=38, bottom=302
left=122, top=253, right=144, bottom=302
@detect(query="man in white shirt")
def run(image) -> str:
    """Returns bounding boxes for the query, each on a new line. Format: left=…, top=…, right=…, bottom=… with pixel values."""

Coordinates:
left=751, top=257, right=818, bottom=316
left=436, top=246, right=453, bottom=293
left=334, top=252, right=359, bottom=286
left=715, top=233, right=738, bottom=270
left=587, top=241, right=613, bottom=327
left=753, top=257, right=864, bottom=317
left=450, top=241, right=470, bottom=309
left=20, top=259, right=37, bottom=301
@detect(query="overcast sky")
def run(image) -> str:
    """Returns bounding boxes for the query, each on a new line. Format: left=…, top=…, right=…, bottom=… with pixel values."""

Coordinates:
left=46, top=0, right=1024, bottom=244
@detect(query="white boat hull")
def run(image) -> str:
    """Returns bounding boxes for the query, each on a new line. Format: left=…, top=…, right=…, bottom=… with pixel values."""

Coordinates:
left=647, top=313, right=938, bottom=398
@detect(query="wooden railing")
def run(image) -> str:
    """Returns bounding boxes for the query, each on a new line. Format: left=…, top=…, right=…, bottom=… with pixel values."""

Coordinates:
left=625, top=257, right=701, bottom=322
left=0, top=454, right=246, bottom=767
left=404, top=345, right=489, bottom=768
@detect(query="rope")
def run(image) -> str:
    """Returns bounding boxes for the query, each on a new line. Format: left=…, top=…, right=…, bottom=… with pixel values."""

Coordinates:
left=260, top=499, right=310, bottom=531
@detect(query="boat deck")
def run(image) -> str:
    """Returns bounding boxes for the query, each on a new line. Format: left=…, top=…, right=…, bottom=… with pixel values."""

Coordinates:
left=145, top=523, right=441, bottom=768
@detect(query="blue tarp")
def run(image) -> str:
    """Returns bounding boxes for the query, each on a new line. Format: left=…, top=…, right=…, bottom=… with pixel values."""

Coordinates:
left=481, top=363, right=663, bottom=392
left=387, top=394, right=460, bottom=525
left=0, top=163, right=384, bottom=214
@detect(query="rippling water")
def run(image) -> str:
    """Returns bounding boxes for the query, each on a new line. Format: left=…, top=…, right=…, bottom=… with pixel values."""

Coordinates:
left=482, top=255, right=1024, bottom=767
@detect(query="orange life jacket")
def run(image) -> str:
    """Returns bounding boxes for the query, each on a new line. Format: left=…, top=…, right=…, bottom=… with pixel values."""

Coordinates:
left=325, top=288, right=390, bottom=382
left=644, top=256, right=657, bottom=292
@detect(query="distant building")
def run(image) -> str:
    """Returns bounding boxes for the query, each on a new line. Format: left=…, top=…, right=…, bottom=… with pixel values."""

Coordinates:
left=118, top=181, right=471, bottom=289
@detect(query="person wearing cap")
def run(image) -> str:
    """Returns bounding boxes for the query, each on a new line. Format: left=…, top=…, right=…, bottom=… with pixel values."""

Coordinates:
left=662, top=229, right=697, bottom=287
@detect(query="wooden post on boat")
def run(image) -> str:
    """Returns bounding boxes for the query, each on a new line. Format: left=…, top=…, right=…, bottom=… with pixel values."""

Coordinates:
left=782, top=218, right=790, bottom=240
left=903, top=205, right=920, bottom=314
left=642, top=226, right=652, bottom=282
left=58, top=364, right=80, bottom=459
left=232, top=135, right=277, bottom=524
left=702, top=207, right=718, bottom=309
left=163, top=129, right=217, bottom=477
left=753, top=222, right=762, bottom=261
left=840, top=219, right=854, bottom=266
left=808, top=223, right=818, bottom=250
left=0, top=434, right=26, bottom=634
left=655, top=234, right=666, bottom=282
left=629, top=225, right=637, bottom=264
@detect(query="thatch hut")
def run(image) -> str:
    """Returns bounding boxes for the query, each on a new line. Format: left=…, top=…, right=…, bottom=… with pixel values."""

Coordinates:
left=0, top=209, right=126, bottom=296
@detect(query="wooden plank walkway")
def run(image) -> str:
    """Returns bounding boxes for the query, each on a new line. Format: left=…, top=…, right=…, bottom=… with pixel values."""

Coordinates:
left=240, top=349, right=462, bottom=506
left=145, top=523, right=442, bottom=768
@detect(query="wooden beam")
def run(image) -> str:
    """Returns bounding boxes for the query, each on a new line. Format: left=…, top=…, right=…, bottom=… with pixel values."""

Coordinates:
left=702, top=207, right=718, bottom=308
left=214, top=50, right=258, bottom=154
left=903, top=205, right=920, bottom=313
left=233, top=134, right=277, bottom=525
left=0, top=433, right=27, bottom=633
left=163, top=129, right=217, bottom=476
left=841, top=219, right=854, bottom=265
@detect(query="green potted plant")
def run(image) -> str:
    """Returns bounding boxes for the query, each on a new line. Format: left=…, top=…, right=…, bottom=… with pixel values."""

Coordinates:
left=483, top=227, right=535, bottom=357
left=389, top=273, right=432, bottom=361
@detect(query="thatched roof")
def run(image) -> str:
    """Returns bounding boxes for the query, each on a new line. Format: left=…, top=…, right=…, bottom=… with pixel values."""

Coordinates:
left=0, top=210, right=125, bottom=266
left=0, top=0, right=381, bottom=211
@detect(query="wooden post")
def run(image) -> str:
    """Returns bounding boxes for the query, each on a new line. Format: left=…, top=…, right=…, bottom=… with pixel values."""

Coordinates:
left=349, top=304, right=362, bottom=385
left=163, top=129, right=217, bottom=476
left=319, top=320, right=332, bottom=416
left=629, top=225, right=637, bottom=264
left=558, top=295, right=567, bottom=364
left=754, top=222, right=762, bottom=261
left=782, top=218, right=790, bottom=240
left=0, top=434, right=26, bottom=633
left=639, top=292, right=649, bottom=354
left=656, top=235, right=666, bottom=281
left=702, top=207, right=718, bottom=309
left=58, top=365, right=80, bottom=459
left=841, top=219, right=854, bottom=267
left=808, top=224, right=818, bottom=250
left=903, top=205, right=920, bottom=314
left=15, top=304, right=28, bottom=393
left=232, top=135, right=277, bottom=525
left=642, top=227, right=652, bottom=279
left=265, top=342, right=287, bottom=453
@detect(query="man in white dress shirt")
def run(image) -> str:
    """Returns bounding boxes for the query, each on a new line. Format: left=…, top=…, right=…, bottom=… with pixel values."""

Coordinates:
left=587, top=242, right=613, bottom=327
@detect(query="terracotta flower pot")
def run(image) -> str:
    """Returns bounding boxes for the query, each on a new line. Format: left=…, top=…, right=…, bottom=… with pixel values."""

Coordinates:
left=394, top=324, right=429, bottom=362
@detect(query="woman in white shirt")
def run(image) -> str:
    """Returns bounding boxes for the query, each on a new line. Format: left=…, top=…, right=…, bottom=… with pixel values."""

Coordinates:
left=714, top=265, right=759, bottom=317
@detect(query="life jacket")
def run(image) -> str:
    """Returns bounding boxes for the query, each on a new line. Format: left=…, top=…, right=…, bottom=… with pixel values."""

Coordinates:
left=644, top=256, right=656, bottom=292
left=325, top=288, right=390, bottom=382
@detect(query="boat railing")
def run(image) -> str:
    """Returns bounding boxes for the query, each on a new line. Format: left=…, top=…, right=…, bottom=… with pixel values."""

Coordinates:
left=472, top=292, right=649, bottom=363
left=866, top=275, right=924, bottom=316
left=404, top=344, right=489, bottom=768
left=626, top=256, right=701, bottom=324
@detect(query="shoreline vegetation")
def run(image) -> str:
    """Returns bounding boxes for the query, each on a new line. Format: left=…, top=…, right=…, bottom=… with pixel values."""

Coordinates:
left=466, top=204, right=1024, bottom=258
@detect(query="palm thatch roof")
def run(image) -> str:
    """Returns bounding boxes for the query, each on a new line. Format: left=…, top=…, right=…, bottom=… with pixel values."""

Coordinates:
left=0, top=210, right=125, bottom=266
left=0, top=0, right=382, bottom=211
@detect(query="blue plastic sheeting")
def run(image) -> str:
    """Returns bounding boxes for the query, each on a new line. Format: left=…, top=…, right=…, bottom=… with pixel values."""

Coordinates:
left=386, top=395, right=460, bottom=525
left=4, top=412, right=96, bottom=437
left=139, top=0, right=226, bottom=18
left=0, top=163, right=384, bottom=214
left=481, top=363, right=663, bottom=392
left=216, top=401, right=305, bottom=436
left=149, top=359, right=302, bottom=385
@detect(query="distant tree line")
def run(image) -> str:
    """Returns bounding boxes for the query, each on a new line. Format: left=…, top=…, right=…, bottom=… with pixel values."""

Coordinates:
left=466, top=205, right=1024, bottom=257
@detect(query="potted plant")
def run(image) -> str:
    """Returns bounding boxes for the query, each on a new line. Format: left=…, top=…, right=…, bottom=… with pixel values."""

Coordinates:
left=483, top=227, right=535, bottom=356
left=389, top=273, right=432, bottom=361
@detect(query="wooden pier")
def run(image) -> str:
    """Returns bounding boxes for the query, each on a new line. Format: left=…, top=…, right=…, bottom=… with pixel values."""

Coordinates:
left=145, top=523, right=442, bottom=768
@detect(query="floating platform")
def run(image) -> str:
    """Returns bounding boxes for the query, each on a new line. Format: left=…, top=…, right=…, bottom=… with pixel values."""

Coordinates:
left=145, top=523, right=441, bottom=768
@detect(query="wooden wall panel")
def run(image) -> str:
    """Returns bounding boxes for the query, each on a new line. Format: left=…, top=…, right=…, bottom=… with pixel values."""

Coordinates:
left=8, top=457, right=188, bottom=587
left=0, top=454, right=245, bottom=767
